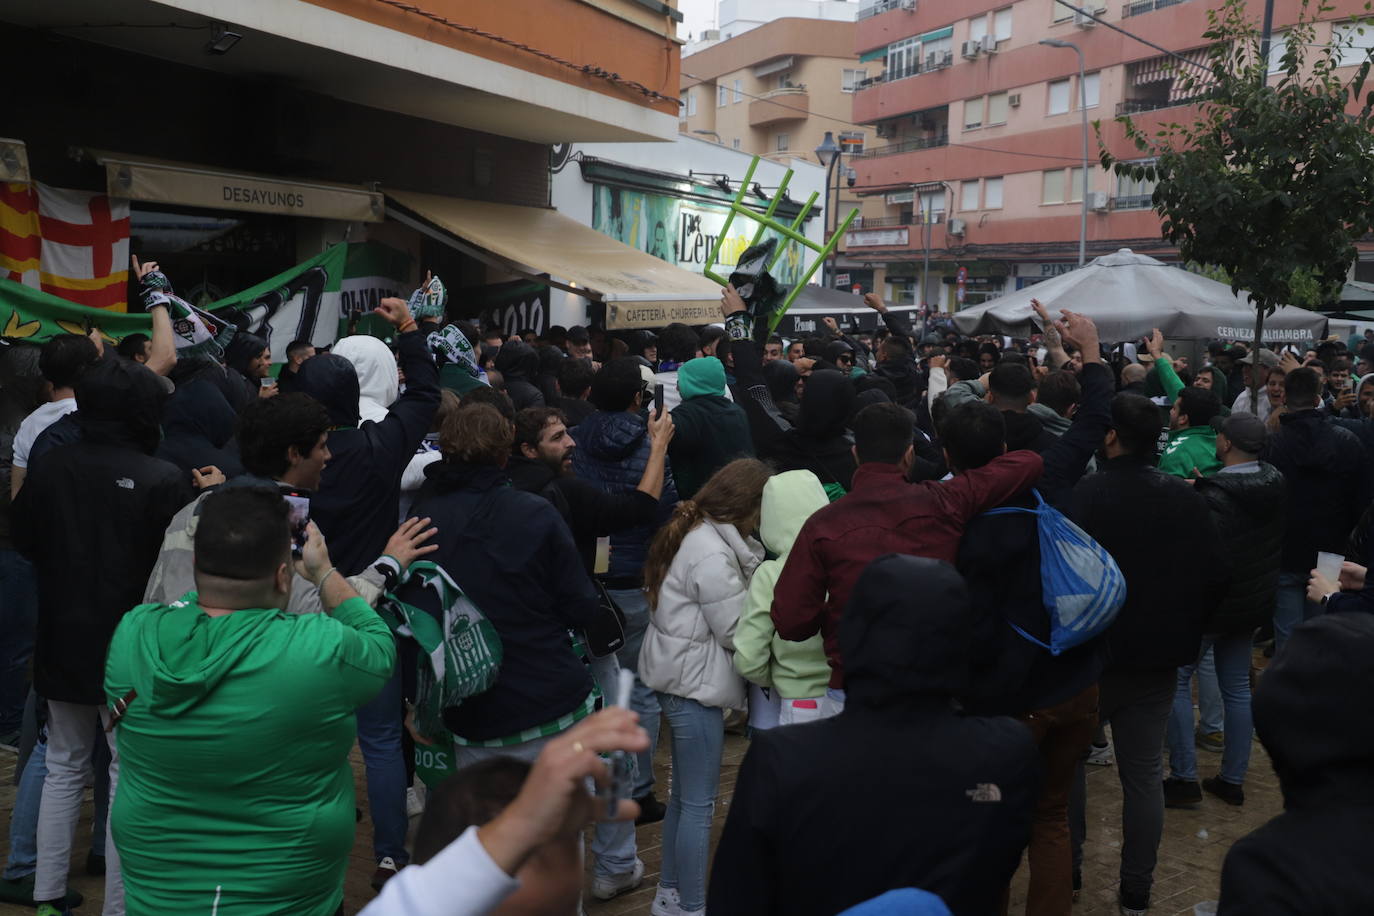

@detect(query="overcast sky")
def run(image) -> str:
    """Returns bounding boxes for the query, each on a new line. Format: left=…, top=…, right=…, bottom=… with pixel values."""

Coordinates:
left=678, top=0, right=716, bottom=41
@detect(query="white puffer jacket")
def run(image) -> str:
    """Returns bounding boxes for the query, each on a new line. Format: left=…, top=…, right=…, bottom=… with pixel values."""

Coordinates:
left=638, top=517, right=764, bottom=710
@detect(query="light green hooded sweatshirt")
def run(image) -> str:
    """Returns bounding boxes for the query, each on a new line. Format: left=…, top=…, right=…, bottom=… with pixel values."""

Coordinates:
left=105, top=592, right=395, bottom=915
left=733, top=470, right=832, bottom=698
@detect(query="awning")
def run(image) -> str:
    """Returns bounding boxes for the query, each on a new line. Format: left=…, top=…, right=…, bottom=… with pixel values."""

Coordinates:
left=753, top=56, right=795, bottom=78
left=858, top=47, right=887, bottom=63
left=385, top=190, right=723, bottom=330
left=95, top=151, right=384, bottom=222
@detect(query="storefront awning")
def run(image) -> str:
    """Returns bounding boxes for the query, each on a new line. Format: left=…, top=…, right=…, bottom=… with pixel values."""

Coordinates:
left=95, top=152, right=384, bottom=222
left=385, top=190, right=723, bottom=330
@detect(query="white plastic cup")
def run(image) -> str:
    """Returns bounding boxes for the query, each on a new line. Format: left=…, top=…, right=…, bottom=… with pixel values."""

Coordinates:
left=1316, top=551, right=1344, bottom=584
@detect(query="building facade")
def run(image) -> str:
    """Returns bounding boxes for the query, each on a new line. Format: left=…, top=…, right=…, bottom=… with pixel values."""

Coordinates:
left=1, top=0, right=690, bottom=337
left=847, top=0, right=1374, bottom=310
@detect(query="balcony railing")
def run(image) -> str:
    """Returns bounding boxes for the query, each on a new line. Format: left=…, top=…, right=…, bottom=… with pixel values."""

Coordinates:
left=1109, top=194, right=1155, bottom=211
left=1115, top=94, right=1207, bottom=116
left=851, top=133, right=949, bottom=159
left=1123, top=0, right=1192, bottom=18
left=853, top=216, right=908, bottom=228
left=857, top=0, right=904, bottom=20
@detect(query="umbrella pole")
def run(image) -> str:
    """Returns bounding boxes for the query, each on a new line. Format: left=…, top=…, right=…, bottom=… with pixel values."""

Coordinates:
left=1250, top=308, right=1265, bottom=410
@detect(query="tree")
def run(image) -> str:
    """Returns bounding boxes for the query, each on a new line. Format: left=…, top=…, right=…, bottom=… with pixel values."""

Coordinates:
left=1100, top=0, right=1374, bottom=404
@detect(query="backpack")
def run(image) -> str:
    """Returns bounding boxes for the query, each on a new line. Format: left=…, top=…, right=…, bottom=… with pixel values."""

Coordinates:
left=983, top=489, right=1126, bottom=655
left=377, top=560, right=502, bottom=740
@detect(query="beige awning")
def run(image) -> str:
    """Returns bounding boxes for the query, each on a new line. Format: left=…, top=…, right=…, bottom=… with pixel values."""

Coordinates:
left=386, top=190, right=722, bottom=330
left=96, top=152, right=384, bottom=222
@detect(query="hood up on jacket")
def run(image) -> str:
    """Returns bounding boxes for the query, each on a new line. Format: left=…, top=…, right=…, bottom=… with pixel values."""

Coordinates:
left=495, top=339, right=538, bottom=380
left=797, top=369, right=856, bottom=440
left=1255, top=612, right=1374, bottom=791
left=294, top=353, right=361, bottom=428
left=75, top=358, right=169, bottom=454
left=1199, top=367, right=1230, bottom=406
left=875, top=359, right=919, bottom=405
left=841, top=555, right=972, bottom=707
left=129, top=599, right=284, bottom=717
left=573, top=410, right=647, bottom=463
left=162, top=379, right=237, bottom=449
left=679, top=357, right=727, bottom=400
left=224, top=331, right=268, bottom=378
left=758, top=470, right=829, bottom=557
left=332, top=335, right=399, bottom=424
left=763, top=359, right=800, bottom=405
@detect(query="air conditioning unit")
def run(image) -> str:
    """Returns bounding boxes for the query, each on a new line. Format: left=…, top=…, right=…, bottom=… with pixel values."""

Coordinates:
left=980, top=34, right=998, bottom=53
left=1008, top=92, right=1022, bottom=107
left=900, top=0, right=916, bottom=10
left=961, top=40, right=981, bottom=60
left=946, top=217, right=967, bottom=237
left=1074, top=8, right=1103, bottom=27
left=1087, top=190, right=1109, bottom=211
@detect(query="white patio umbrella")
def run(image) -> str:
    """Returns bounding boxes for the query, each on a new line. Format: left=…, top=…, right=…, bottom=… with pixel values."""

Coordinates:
left=952, top=249, right=1328, bottom=344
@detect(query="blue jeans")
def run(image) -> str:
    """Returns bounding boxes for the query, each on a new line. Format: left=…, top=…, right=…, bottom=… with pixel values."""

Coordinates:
left=608, top=588, right=661, bottom=798
left=657, top=693, right=724, bottom=913
left=356, top=656, right=409, bottom=865
left=1166, top=633, right=1253, bottom=785
left=0, top=549, right=37, bottom=735
left=588, top=653, right=638, bottom=878
left=4, top=733, right=45, bottom=879
left=1195, top=646, right=1223, bottom=734
left=1274, top=572, right=1315, bottom=654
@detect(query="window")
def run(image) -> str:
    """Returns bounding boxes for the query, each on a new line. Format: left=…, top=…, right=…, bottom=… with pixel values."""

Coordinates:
left=887, top=37, right=919, bottom=79
left=1082, top=72, right=1101, bottom=109
left=984, top=177, right=1004, bottom=209
left=1068, top=167, right=1086, bottom=202
left=994, top=7, right=1013, bottom=41
left=732, top=138, right=741, bottom=149
left=839, top=130, right=866, bottom=153
left=733, top=79, right=743, bottom=103
left=960, top=180, right=981, bottom=211
left=968, top=15, right=988, bottom=44
left=1052, top=0, right=1074, bottom=22
left=1268, top=31, right=1289, bottom=73
left=775, top=133, right=790, bottom=151
left=917, top=189, right=946, bottom=222
left=717, top=84, right=728, bottom=107
left=1115, top=160, right=1157, bottom=208
left=1042, top=169, right=1066, bottom=204
left=687, top=92, right=697, bottom=117
left=842, top=68, right=868, bottom=92
left=1334, top=22, right=1374, bottom=68
left=964, top=96, right=985, bottom=130
left=1048, top=78, right=1071, bottom=115
left=987, top=91, right=1009, bottom=125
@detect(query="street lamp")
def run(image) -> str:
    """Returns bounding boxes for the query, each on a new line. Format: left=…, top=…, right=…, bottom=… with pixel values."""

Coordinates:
left=1040, top=38, right=1089, bottom=268
left=692, top=129, right=723, bottom=143
left=815, top=131, right=842, bottom=287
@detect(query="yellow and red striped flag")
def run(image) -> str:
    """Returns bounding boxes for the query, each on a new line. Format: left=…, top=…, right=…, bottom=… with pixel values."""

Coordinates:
left=0, top=182, right=130, bottom=311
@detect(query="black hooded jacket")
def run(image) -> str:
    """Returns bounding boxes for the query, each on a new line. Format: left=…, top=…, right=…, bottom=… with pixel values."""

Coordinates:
left=223, top=331, right=268, bottom=410
left=708, top=555, right=1039, bottom=916
left=494, top=339, right=545, bottom=411
left=1263, top=408, right=1368, bottom=574
left=405, top=459, right=599, bottom=742
left=1220, top=613, right=1374, bottom=915
left=155, top=379, right=244, bottom=480
left=1194, top=463, right=1286, bottom=634
left=14, top=359, right=195, bottom=704
left=294, top=329, right=440, bottom=575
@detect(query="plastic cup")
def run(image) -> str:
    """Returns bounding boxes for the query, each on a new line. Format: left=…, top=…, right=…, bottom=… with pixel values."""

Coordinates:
left=1316, top=551, right=1344, bottom=583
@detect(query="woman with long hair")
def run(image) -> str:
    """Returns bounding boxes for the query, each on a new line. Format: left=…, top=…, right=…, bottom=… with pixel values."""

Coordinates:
left=638, top=458, right=773, bottom=916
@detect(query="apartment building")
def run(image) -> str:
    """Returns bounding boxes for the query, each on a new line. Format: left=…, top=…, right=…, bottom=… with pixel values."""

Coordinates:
left=847, top=0, right=1374, bottom=309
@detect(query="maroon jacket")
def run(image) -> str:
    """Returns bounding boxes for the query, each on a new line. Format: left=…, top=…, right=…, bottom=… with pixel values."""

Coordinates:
left=771, top=452, right=1044, bottom=688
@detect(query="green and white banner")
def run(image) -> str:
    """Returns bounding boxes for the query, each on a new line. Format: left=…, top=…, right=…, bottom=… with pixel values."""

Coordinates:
left=0, top=241, right=413, bottom=360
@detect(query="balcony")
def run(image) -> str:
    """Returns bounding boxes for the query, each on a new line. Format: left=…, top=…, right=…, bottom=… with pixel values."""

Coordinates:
left=857, top=0, right=907, bottom=20
left=1115, top=94, right=1208, bottom=116
left=1109, top=194, right=1155, bottom=211
left=852, top=216, right=908, bottom=228
left=852, top=133, right=949, bottom=160
left=1123, top=0, right=1193, bottom=17
left=748, top=87, right=809, bottom=127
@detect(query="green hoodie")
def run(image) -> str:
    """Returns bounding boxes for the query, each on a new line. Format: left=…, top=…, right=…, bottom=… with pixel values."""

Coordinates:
left=1158, top=424, right=1222, bottom=478
left=105, top=592, right=395, bottom=915
left=733, top=470, right=832, bottom=698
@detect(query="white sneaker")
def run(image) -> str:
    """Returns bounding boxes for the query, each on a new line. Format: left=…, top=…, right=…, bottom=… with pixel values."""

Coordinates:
left=406, top=785, right=425, bottom=818
left=591, top=857, right=644, bottom=900
left=1086, top=742, right=1114, bottom=766
left=650, top=885, right=682, bottom=916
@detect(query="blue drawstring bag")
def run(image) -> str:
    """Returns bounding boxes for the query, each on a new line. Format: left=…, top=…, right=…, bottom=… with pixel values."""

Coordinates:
left=983, top=489, right=1126, bottom=655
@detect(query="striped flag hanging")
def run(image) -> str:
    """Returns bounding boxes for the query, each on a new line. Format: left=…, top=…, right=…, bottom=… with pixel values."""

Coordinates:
left=0, top=182, right=131, bottom=311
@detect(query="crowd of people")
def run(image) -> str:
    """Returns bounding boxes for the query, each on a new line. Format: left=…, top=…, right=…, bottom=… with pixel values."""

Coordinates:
left=1, top=258, right=1373, bottom=916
